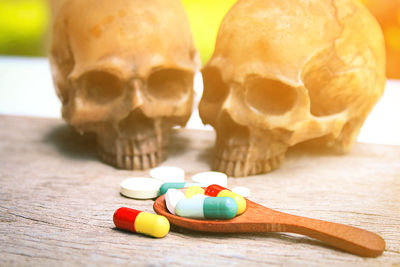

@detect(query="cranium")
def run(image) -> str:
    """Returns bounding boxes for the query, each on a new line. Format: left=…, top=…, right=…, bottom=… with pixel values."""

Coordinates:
left=50, top=0, right=200, bottom=169
left=199, top=0, right=386, bottom=177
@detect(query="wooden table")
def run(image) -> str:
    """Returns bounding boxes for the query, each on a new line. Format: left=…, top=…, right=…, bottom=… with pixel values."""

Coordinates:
left=0, top=115, right=399, bottom=266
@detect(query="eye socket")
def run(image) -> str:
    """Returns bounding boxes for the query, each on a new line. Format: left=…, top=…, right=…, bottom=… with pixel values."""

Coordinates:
left=201, top=67, right=228, bottom=103
left=245, top=77, right=297, bottom=115
left=79, top=71, right=124, bottom=104
left=303, top=67, right=357, bottom=117
left=147, top=69, right=193, bottom=100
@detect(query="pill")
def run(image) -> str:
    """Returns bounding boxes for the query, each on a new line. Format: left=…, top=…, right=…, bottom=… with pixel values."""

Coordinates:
left=150, top=166, right=185, bottom=182
left=165, top=188, right=185, bottom=215
left=231, top=186, right=251, bottom=198
left=113, top=207, right=170, bottom=238
left=120, top=177, right=163, bottom=199
left=158, top=182, right=204, bottom=196
left=205, top=184, right=247, bottom=215
left=191, top=171, right=228, bottom=187
left=185, top=186, right=205, bottom=199
left=175, top=197, right=238, bottom=219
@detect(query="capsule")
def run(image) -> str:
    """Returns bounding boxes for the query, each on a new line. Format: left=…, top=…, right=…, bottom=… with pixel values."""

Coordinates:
left=185, top=186, right=205, bottom=198
left=158, top=182, right=203, bottom=196
left=205, top=184, right=247, bottom=215
left=113, top=207, right=169, bottom=238
left=175, top=197, right=238, bottom=219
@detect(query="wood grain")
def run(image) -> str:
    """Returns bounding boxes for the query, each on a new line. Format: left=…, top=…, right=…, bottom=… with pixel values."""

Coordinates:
left=0, top=115, right=399, bottom=266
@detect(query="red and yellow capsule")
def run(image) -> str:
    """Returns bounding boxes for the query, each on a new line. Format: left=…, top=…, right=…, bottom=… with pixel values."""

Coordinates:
left=205, top=184, right=247, bottom=215
left=113, top=207, right=170, bottom=238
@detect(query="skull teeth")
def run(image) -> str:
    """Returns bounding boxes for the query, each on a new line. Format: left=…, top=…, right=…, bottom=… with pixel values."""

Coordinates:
left=213, top=149, right=285, bottom=177
left=97, top=136, right=167, bottom=170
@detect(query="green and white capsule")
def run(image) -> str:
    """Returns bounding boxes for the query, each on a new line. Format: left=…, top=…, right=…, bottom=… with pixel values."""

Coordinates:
left=175, top=197, right=238, bottom=220
left=158, top=182, right=204, bottom=196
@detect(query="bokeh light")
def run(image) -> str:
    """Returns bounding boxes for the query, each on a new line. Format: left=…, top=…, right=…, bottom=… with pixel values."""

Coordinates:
left=362, top=0, right=400, bottom=79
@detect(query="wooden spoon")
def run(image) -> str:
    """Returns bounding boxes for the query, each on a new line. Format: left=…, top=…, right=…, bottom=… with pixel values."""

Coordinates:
left=153, top=193, right=385, bottom=257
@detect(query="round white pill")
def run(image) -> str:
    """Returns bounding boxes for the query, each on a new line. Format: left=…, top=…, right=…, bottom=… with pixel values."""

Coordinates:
left=231, top=186, right=251, bottom=198
left=150, top=166, right=185, bottom=182
left=120, top=177, right=163, bottom=199
left=165, top=188, right=186, bottom=215
left=191, top=171, right=228, bottom=187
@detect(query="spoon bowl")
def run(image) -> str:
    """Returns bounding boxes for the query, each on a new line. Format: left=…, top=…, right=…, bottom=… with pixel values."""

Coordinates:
left=153, top=192, right=385, bottom=257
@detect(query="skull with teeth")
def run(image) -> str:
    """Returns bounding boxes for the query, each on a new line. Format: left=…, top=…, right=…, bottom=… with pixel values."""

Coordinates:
left=199, top=0, right=386, bottom=177
left=50, top=0, right=200, bottom=169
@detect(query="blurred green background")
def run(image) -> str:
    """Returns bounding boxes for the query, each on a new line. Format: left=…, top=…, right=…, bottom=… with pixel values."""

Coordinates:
left=181, top=0, right=237, bottom=64
left=0, top=0, right=236, bottom=64
left=1, top=0, right=399, bottom=76
left=0, top=0, right=50, bottom=56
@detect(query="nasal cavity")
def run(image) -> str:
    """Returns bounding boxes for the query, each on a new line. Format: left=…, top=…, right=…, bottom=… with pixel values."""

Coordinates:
left=245, top=77, right=297, bottom=115
left=217, top=111, right=250, bottom=141
left=118, top=109, right=152, bottom=135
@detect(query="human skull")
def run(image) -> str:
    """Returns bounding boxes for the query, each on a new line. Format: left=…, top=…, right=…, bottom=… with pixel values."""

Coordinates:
left=199, top=0, right=386, bottom=177
left=50, top=0, right=200, bottom=170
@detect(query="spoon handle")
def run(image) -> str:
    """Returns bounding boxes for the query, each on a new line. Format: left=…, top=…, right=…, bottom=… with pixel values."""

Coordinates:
left=274, top=211, right=385, bottom=257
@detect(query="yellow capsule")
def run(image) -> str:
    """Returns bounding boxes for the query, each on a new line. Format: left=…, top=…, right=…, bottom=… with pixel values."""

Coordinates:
left=135, top=212, right=170, bottom=238
left=217, top=189, right=246, bottom=215
left=185, top=186, right=205, bottom=198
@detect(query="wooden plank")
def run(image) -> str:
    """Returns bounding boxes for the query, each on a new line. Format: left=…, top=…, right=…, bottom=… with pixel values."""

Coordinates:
left=0, top=115, right=399, bottom=266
